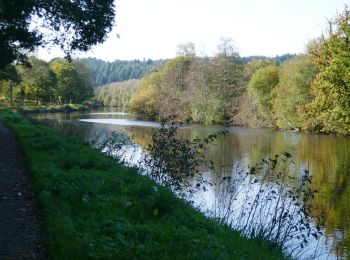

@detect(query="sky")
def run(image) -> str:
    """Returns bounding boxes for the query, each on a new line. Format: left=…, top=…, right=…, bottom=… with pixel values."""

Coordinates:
left=37, top=0, right=348, bottom=61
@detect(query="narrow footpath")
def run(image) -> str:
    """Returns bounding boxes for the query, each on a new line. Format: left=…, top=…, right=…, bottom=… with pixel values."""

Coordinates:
left=0, top=122, right=46, bottom=259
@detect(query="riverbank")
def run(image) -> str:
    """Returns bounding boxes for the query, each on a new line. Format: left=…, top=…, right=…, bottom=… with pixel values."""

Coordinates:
left=0, top=103, right=101, bottom=114
left=0, top=108, right=285, bottom=259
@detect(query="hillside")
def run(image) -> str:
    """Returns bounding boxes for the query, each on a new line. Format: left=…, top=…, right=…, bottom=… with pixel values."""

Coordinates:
left=80, top=58, right=166, bottom=86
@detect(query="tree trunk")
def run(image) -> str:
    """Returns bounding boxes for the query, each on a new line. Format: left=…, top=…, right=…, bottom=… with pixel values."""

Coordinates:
left=9, top=83, right=13, bottom=104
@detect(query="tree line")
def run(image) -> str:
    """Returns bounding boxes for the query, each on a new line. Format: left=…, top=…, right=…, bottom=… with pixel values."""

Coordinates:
left=0, top=57, right=94, bottom=105
left=247, top=7, right=350, bottom=134
left=80, top=58, right=167, bottom=86
left=128, top=38, right=294, bottom=124
left=128, top=7, right=350, bottom=134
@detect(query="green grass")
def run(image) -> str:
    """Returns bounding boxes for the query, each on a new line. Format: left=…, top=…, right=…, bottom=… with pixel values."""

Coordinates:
left=0, top=103, right=94, bottom=113
left=18, top=103, right=90, bottom=112
left=0, top=108, right=285, bottom=259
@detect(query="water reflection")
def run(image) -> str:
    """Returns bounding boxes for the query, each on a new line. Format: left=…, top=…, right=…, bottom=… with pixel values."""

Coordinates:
left=29, top=109, right=350, bottom=259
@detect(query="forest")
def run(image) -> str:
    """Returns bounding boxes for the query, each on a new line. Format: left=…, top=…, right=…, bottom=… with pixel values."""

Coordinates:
left=80, top=58, right=166, bottom=86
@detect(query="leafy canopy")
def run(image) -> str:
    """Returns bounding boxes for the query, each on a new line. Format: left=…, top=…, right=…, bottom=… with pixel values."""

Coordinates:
left=273, top=55, right=317, bottom=129
left=248, top=65, right=280, bottom=123
left=0, top=0, right=116, bottom=69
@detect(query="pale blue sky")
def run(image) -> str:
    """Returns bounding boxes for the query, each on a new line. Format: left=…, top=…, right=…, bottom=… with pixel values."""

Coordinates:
left=37, top=0, right=347, bottom=61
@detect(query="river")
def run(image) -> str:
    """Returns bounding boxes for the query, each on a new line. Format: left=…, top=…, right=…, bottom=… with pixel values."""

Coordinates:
left=28, top=108, right=350, bottom=259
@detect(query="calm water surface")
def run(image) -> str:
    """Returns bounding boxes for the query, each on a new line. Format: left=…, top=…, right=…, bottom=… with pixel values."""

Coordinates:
left=29, top=108, right=350, bottom=259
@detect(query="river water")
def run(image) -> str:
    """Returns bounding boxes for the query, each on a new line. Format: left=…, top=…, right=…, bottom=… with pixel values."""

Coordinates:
left=29, top=108, right=350, bottom=259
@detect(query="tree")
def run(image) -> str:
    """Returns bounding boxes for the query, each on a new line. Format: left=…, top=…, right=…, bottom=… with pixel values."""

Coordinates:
left=176, top=42, right=196, bottom=57
left=50, top=59, right=93, bottom=104
left=95, top=79, right=140, bottom=108
left=0, top=0, right=116, bottom=69
left=159, top=56, right=192, bottom=117
left=201, top=38, right=244, bottom=122
left=302, top=7, right=350, bottom=134
left=128, top=72, right=162, bottom=118
left=129, top=39, right=246, bottom=124
left=273, top=55, right=317, bottom=129
left=16, top=57, right=56, bottom=104
left=248, top=65, right=280, bottom=124
left=0, top=64, right=19, bottom=103
left=71, top=60, right=94, bottom=102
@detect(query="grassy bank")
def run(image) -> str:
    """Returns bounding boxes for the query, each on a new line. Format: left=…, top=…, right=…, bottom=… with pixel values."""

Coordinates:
left=0, top=108, right=284, bottom=259
left=0, top=103, right=100, bottom=114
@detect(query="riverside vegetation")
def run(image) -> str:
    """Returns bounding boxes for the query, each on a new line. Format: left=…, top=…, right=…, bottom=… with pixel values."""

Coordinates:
left=99, top=116, right=325, bottom=258
left=2, top=7, right=350, bottom=135
left=4, top=7, right=350, bottom=136
left=0, top=108, right=285, bottom=259
left=127, top=7, right=350, bottom=135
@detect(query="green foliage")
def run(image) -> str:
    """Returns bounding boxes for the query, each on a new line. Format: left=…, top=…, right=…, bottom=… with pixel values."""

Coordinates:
left=17, top=57, right=56, bottom=104
left=0, top=109, right=285, bottom=259
left=129, top=40, right=245, bottom=124
left=248, top=65, right=280, bottom=124
left=273, top=55, right=317, bottom=129
left=157, top=56, right=192, bottom=118
left=0, top=64, right=19, bottom=103
left=143, top=116, right=226, bottom=195
left=242, top=54, right=295, bottom=65
left=128, top=71, right=162, bottom=118
left=0, top=57, right=94, bottom=105
left=302, top=7, right=350, bottom=134
left=95, top=80, right=140, bottom=108
left=0, top=0, right=115, bottom=69
left=80, top=58, right=167, bottom=86
left=245, top=59, right=277, bottom=78
left=49, top=59, right=94, bottom=104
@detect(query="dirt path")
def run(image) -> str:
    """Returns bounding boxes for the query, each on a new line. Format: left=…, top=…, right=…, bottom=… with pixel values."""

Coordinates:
left=0, top=122, right=46, bottom=259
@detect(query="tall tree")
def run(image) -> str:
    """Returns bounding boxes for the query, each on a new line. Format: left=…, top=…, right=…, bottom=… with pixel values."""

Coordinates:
left=248, top=65, right=280, bottom=124
left=176, top=42, right=196, bottom=57
left=205, top=38, right=244, bottom=121
left=16, top=57, right=56, bottom=104
left=71, top=60, right=94, bottom=102
left=273, top=55, right=317, bottom=129
left=50, top=59, right=94, bottom=104
left=303, top=7, right=350, bottom=134
left=0, top=0, right=116, bottom=69
left=0, top=64, right=20, bottom=103
left=128, top=72, right=162, bottom=118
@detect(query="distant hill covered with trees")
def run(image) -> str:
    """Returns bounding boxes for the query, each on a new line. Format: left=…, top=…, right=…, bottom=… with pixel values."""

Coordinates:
left=242, top=54, right=295, bottom=64
left=79, top=58, right=167, bottom=87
